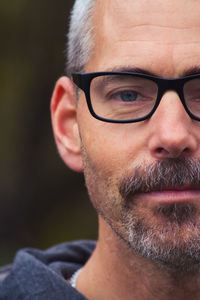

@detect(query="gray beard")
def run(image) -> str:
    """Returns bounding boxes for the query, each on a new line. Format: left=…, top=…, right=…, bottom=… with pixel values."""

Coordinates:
left=120, top=203, right=200, bottom=275
left=106, top=158, right=200, bottom=275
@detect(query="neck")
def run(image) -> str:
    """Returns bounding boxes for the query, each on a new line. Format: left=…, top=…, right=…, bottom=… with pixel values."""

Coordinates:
left=76, top=218, right=200, bottom=300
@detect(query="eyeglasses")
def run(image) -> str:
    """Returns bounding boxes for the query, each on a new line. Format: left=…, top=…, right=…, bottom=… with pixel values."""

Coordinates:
left=72, top=72, right=200, bottom=123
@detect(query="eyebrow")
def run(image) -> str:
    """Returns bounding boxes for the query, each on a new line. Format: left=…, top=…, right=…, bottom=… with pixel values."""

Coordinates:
left=182, top=66, right=200, bottom=77
left=103, top=66, right=158, bottom=77
left=103, top=66, right=200, bottom=78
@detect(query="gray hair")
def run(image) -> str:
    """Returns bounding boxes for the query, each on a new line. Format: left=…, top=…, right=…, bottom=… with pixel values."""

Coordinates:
left=67, top=0, right=96, bottom=76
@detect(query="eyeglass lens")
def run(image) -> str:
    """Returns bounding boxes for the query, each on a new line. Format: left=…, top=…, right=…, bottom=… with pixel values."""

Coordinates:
left=184, top=78, right=200, bottom=117
left=90, top=74, right=200, bottom=121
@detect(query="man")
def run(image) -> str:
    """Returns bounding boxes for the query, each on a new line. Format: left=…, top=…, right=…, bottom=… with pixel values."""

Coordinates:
left=2, top=0, right=200, bottom=299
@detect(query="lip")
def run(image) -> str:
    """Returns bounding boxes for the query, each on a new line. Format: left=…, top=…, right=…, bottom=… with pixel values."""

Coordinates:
left=137, top=187, right=200, bottom=204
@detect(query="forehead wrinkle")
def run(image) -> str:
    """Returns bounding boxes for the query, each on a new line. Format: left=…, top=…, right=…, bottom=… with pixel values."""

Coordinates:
left=116, top=40, right=200, bottom=46
left=131, top=24, right=200, bottom=30
left=89, top=0, right=200, bottom=78
left=106, top=0, right=200, bottom=27
left=114, top=27, right=200, bottom=44
left=94, top=0, right=200, bottom=42
left=94, top=0, right=200, bottom=40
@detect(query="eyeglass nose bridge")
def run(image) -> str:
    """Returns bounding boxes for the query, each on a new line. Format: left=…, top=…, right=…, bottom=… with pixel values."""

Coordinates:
left=154, top=78, right=190, bottom=117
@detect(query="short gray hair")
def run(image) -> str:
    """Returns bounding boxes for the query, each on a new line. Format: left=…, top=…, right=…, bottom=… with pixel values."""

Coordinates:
left=67, top=0, right=96, bottom=76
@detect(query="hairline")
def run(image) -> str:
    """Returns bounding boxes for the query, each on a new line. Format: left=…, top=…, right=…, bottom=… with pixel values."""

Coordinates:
left=66, top=0, right=96, bottom=76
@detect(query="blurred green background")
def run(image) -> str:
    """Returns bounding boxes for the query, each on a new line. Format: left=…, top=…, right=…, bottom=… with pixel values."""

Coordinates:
left=0, top=0, right=97, bottom=265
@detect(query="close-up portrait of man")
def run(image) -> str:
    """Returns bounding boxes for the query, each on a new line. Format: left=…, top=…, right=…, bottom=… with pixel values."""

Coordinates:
left=2, top=0, right=200, bottom=299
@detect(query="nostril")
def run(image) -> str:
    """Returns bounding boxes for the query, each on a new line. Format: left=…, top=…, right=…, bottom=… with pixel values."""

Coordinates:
left=155, top=146, right=190, bottom=158
left=155, top=147, right=172, bottom=157
left=182, top=147, right=190, bottom=154
left=157, top=147, right=163, bottom=153
left=157, top=147, right=168, bottom=154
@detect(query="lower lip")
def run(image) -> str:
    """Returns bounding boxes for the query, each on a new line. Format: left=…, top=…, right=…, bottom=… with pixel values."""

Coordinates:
left=137, top=190, right=200, bottom=203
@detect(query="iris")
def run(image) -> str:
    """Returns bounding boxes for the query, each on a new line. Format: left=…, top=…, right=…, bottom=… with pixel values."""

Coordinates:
left=119, top=91, right=138, bottom=102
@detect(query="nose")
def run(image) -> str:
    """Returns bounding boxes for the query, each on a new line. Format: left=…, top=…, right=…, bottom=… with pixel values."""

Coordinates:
left=148, top=91, right=198, bottom=159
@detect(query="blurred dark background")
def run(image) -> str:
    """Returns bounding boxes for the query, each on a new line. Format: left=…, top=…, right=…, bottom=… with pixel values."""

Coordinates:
left=0, top=0, right=97, bottom=265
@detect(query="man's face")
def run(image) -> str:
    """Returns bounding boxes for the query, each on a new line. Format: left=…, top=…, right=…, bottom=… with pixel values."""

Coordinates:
left=76, top=0, right=200, bottom=272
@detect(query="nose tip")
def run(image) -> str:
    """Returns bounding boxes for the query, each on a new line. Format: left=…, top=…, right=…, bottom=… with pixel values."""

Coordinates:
left=150, top=128, right=197, bottom=160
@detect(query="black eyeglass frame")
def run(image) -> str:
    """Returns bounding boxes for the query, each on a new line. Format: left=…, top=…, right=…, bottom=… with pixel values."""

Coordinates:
left=72, top=72, right=200, bottom=123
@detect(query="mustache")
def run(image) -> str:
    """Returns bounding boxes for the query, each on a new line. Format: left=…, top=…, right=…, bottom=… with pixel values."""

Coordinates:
left=119, top=158, right=200, bottom=202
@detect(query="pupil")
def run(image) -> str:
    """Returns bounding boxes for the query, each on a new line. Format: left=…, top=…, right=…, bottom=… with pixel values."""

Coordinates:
left=120, top=91, right=137, bottom=102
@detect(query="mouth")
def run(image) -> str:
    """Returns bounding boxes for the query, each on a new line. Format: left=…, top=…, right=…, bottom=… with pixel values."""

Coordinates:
left=137, top=185, right=200, bottom=204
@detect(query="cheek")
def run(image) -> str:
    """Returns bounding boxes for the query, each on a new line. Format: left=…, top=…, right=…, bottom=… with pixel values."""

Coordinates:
left=78, top=101, right=148, bottom=177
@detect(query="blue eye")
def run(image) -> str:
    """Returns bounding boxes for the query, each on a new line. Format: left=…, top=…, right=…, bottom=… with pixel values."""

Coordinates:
left=119, top=91, right=138, bottom=102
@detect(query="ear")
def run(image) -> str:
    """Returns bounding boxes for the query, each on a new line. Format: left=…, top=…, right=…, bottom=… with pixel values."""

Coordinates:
left=51, top=76, right=83, bottom=172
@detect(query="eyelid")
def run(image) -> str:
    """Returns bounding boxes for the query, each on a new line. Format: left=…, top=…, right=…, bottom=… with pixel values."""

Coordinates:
left=104, top=87, right=139, bottom=97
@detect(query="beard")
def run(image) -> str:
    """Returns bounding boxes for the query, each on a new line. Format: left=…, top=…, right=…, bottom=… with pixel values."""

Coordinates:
left=83, top=153, right=200, bottom=275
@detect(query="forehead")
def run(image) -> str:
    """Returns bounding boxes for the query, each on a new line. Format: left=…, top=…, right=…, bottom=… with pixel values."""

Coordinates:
left=86, top=0, right=200, bottom=77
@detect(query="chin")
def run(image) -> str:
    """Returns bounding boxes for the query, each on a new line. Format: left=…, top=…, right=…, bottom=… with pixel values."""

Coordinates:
left=104, top=201, right=200, bottom=275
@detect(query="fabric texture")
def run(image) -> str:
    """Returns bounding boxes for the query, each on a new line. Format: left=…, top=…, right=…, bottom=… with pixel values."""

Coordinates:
left=0, top=240, right=96, bottom=300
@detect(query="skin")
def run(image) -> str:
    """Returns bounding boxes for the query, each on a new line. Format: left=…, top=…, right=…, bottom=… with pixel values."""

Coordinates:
left=51, top=0, right=200, bottom=299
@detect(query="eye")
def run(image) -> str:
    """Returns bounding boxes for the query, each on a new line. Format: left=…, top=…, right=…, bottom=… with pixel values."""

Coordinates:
left=117, top=91, right=139, bottom=102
